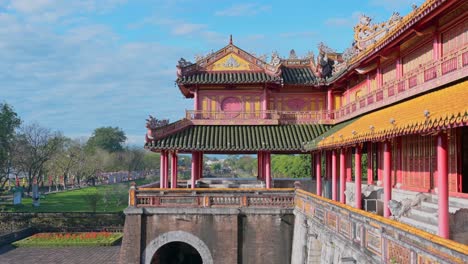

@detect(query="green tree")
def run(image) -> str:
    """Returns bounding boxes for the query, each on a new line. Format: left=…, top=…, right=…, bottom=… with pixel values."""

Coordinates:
left=86, top=127, right=126, bottom=153
left=0, top=103, right=21, bottom=188
left=13, top=123, right=63, bottom=193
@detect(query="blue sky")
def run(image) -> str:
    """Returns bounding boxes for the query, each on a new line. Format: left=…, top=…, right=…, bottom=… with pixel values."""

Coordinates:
left=0, top=0, right=424, bottom=145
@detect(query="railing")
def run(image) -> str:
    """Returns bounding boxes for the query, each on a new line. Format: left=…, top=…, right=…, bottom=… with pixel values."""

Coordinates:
left=182, top=47, right=466, bottom=126
left=186, top=110, right=333, bottom=125
left=334, top=46, right=468, bottom=122
left=295, top=189, right=468, bottom=264
left=130, top=188, right=295, bottom=208
left=186, top=110, right=279, bottom=120
left=126, top=186, right=468, bottom=263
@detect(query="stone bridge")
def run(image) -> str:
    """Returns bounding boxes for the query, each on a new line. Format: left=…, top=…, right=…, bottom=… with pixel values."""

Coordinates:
left=119, top=186, right=468, bottom=264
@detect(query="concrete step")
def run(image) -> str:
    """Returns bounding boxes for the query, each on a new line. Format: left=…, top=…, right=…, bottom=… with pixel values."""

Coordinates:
left=431, top=196, right=468, bottom=209
left=407, top=208, right=438, bottom=225
left=399, top=216, right=438, bottom=234
left=421, top=201, right=460, bottom=214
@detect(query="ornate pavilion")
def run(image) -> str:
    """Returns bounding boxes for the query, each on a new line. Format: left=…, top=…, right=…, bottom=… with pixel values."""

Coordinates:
left=144, top=0, right=467, bottom=241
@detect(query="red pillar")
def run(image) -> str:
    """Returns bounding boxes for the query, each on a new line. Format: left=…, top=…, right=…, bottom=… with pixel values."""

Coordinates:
left=327, top=89, right=333, bottom=119
left=194, top=88, right=199, bottom=110
left=191, top=152, right=197, bottom=189
left=332, top=149, right=337, bottom=201
left=164, top=151, right=169, bottom=188
left=384, top=141, right=392, bottom=217
left=198, top=152, right=203, bottom=180
left=367, top=143, right=374, bottom=185
left=346, top=149, right=352, bottom=182
left=265, top=152, right=271, bottom=189
left=258, top=152, right=263, bottom=180
left=160, top=151, right=164, bottom=188
left=377, top=143, right=383, bottom=184
left=171, top=152, right=178, bottom=189
left=355, top=145, right=362, bottom=209
left=262, top=88, right=268, bottom=118
left=311, top=153, right=315, bottom=181
left=437, top=133, right=449, bottom=238
left=396, top=138, right=402, bottom=186
left=340, top=148, right=346, bottom=204
left=315, top=152, right=322, bottom=196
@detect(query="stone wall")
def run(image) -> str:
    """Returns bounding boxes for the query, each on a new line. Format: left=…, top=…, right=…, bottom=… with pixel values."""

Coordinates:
left=119, top=207, right=294, bottom=264
left=0, top=227, right=35, bottom=246
left=0, top=212, right=124, bottom=233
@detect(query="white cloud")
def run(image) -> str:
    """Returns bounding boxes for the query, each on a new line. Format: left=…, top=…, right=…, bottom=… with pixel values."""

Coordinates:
left=172, top=23, right=207, bottom=35
left=5, top=0, right=127, bottom=23
left=369, top=0, right=424, bottom=10
left=0, top=4, right=190, bottom=142
left=215, top=3, right=271, bottom=17
left=279, top=31, right=316, bottom=38
left=325, top=12, right=362, bottom=27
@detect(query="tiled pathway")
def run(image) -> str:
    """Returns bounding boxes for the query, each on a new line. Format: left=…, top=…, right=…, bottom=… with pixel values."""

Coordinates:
left=0, top=245, right=120, bottom=264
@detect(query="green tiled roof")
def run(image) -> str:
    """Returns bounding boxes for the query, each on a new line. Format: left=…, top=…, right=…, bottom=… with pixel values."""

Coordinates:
left=303, top=118, right=358, bottom=151
left=146, top=124, right=330, bottom=152
left=176, top=72, right=280, bottom=85
left=281, top=67, right=316, bottom=85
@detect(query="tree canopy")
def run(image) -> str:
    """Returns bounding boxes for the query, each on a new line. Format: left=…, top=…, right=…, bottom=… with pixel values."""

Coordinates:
left=86, top=126, right=127, bottom=153
left=0, top=103, right=21, bottom=187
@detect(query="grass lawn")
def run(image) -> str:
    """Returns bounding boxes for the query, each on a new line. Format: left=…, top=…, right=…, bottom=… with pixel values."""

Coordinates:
left=1, top=178, right=155, bottom=213
left=13, top=232, right=123, bottom=247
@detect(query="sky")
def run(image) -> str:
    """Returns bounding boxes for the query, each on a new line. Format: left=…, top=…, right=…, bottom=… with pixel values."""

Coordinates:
left=0, top=0, right=425, bottom=145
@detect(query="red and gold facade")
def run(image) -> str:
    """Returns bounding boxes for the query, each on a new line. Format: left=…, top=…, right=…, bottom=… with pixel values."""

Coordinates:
left=145, top=0, right=467, bottom=241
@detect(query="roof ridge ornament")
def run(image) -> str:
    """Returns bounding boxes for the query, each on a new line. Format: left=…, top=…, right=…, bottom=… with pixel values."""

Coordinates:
left=353, top=12, right=402, bottom=52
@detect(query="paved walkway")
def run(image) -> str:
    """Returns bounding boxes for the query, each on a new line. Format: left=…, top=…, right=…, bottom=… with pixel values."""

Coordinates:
left=0, top=245, right=120, bottom=264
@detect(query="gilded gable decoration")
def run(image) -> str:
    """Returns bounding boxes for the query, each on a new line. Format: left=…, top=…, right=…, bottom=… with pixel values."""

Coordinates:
left=223, top=55, right=241, bottom=68
left=354, top=12, right=402, bottom=51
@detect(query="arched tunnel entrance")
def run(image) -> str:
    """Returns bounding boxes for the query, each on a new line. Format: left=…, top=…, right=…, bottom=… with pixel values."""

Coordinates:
left=151, top=241, right=203, bottom=264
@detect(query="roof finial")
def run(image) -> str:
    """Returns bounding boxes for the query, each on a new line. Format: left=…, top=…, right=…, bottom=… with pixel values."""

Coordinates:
left=229, top=34, right=233, bottom=45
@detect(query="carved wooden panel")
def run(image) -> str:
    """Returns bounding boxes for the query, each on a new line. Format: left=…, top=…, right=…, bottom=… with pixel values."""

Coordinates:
left=365, top=229, right=382, bottom=255
left=442, top=20, right=468, bottom=56
left=387, top=239, right=411, bottom=264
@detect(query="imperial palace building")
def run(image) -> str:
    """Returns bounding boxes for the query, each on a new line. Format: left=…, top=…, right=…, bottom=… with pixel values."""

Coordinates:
left=120, top=0, right=468, bottom=263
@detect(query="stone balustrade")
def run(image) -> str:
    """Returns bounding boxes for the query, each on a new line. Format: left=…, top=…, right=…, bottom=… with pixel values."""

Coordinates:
left=130, top=188, right=295, bottom=208
left=294, top=189, right=468, bottom=263
left=127, top=186, right=468, bottom=263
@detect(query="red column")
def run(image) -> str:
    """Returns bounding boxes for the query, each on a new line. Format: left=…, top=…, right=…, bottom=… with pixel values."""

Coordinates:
left=326, top=151, right=332, bottom=198
left=433, top=30, right=441, bottom=60
left=259, top=152, right=264, bottom=180
left=265, top=152, right=271, bottom=189
left=194, top=88, right=199, bottom=110
left=396, top=57, right=403, bottom=78
left=377, top=143, right=383, bottom=184
left=346, top=149, right=352, bottom=182
left=198, top=152, right=203, bottom=180
left=191, top=152, right=197, bottom=189
left=257, top=152, right=262, bottom=180
left=332, top=149, right=337, bottom=201
left=160, top=151, right=164, bottom=188
left=340, top=148, right=346, bottom=203
left=367, top=143, right=374, bottom=185
left=327, top=89, right=333, bottom=119
left=164, top=151, right=169, bottom=188
left=171, top=152, right=178, bottom=189
left=396, top=138, right=402, bottom=186
left=437, top=133, right=449, bottom=238
left=315, top=152, right=322, bottom=196
left=355, top=145, right=362, bottom=209
left=311, top=153, right=315, bottom=181
left=262, top=88, right=268, bottom=118
left=376, top=60, right=383, bottom=89
left=384, top=141, right=392, bottom=217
